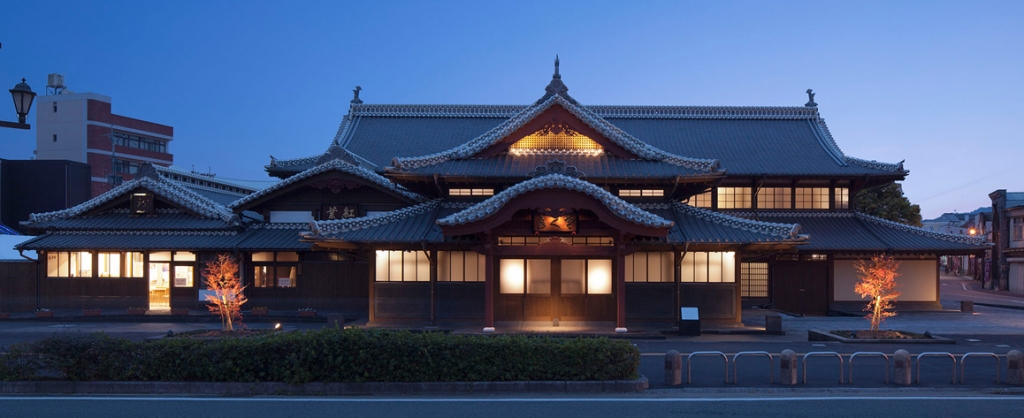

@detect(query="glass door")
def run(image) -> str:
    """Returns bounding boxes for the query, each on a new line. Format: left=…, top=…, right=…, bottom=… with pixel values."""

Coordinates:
left=148, top=262, right=170, bottom=310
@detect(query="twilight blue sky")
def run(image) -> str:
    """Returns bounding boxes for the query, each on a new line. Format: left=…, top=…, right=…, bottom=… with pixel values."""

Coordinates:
left=0, top=0, right=1021, bottom=218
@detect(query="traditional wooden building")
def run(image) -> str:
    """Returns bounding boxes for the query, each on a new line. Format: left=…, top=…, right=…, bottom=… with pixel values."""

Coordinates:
left=15, top=62, right=986, bottom=331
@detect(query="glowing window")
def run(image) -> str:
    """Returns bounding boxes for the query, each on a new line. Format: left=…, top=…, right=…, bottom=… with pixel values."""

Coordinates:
left=98, top=252, right=121, bottom=278
left=717, top=187, right=752, bottom=209
left=757, top=187, right=792, bottom=209
left=680, top=252, right=736, bottom=283
left=449, top=188, right=494, bottom=196
left=509, top=121, right=602, bottom=154
left=624, top=252, right=674, bottom=283
left=618, top=189, right=665, bottom=197
left=687, top=191, right=712, bottom=208
left=46, top=251, right=93, bottom=278
left=835, top=187, right=850, bottom=209
left=438, top=251, right=486, bottom=282
left=795, top=188, right=830, bottom=209
left=374, top=251, right=429, bottom=282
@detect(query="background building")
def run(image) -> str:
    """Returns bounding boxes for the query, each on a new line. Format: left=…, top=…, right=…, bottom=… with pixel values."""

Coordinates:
left=34, top=75, right=174, bottom=197
left=990, top=190, right=1024, bottom=293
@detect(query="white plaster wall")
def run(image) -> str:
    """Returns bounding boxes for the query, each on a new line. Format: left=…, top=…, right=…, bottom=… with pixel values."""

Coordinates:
left=34, top=96, right=90, bottom=163
left=834, top=259, right=937, bottom=302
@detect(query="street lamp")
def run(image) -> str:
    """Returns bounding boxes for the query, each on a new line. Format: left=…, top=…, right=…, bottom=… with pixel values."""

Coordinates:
left=0, top=78, right=36, bottom=130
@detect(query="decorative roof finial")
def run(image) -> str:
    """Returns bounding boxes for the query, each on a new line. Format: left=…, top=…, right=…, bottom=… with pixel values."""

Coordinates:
left=805, top=89, right=817, bottom=107
left=351, top=86, right=363, bottom=104
left=538, top=55, right=575, bottom=105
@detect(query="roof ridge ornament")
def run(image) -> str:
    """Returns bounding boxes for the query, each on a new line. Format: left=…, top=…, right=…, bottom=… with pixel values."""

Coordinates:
left=538, top=55, right=577, bottom=105
left=805, top=89, right=817, bottom=107
left=315, top=144, right=359, bottom=166
left=527, top=159, right=586, bottom=179
left=135, top=163, right=160, bottom=180
left=351, top=86, right=363, bottom=104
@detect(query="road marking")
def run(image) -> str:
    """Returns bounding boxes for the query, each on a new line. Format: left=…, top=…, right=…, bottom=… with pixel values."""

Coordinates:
left=1, top=396, right=1024, bottom=402
left=966, top=339, right=981, bottom=342
left=811, top=344, right=826, bottom=347
left=996, top=344, right=1010, bottom=348
left=963, top=284, right=970, bottom=291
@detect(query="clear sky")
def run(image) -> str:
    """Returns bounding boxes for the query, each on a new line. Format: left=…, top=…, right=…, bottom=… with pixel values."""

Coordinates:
left=0, top=1, right=1020, bottom=218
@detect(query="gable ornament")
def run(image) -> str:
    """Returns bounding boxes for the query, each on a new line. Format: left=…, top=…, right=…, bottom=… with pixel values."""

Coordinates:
left=527, top=159, right=586, bottom=179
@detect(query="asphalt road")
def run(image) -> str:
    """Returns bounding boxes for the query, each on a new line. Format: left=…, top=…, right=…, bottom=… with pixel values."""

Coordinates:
left=1, top=395, right=1023, bottom=418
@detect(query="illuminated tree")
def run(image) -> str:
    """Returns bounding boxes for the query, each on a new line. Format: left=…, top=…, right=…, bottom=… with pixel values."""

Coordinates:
left=854, top=254, right=901, bottom=336
left=204, top=254, right=247, bottom=331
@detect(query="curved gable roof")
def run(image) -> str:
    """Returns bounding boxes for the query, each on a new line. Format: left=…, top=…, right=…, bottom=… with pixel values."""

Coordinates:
left=233, top=156, right=426, bottom=210
left=27, top=164, right=238, bottom=226
left=436, top=174, right=673, bottom=229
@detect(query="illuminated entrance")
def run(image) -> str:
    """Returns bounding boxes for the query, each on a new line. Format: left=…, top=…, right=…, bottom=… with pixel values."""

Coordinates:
left=496, top=258, right=615, bottom=322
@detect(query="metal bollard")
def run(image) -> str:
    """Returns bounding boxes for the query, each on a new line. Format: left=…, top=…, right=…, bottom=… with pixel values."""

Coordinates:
left=1008, top=350, right=1024, bottom=385
left=893, top=349, right=912, bottom=385
left=960, top=352, right=1000, bottom=384
left=802, top=352, right=844, bottom=384
left=916, top=352, right=957, bottom=384
left=779, top=349, right=798, bottom=385
left=665, top=350, right=682, bottom=386
left=732, top=351, right=774, bottom=384
left=686, top=351, right=729, bottom=384
left=849, top=352, right=890, bottom=384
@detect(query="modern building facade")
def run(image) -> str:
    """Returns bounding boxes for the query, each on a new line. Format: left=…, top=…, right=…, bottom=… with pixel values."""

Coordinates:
left=34, top=91, right=174, bottom=197
left=14, top=64, right=986, bottom=331
left=989, top=190, right=1024, bottom=293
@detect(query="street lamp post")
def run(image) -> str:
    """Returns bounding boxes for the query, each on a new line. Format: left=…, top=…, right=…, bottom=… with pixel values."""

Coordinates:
left=0, top=78, right=36, bottom=130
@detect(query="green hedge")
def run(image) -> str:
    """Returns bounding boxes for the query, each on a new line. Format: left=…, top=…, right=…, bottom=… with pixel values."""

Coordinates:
left=0, top=328, right=640, bottom=383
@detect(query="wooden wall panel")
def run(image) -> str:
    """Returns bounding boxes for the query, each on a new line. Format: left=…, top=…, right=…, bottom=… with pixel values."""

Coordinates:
left=374, top=282, right=430, bottom=319
left=625, top=283, right=675, bottom=320
left=436, top=283, right=484, bottom=319
left=679, top=284, right=736, bottom=319
left=0, top=261, right=38, bottom=312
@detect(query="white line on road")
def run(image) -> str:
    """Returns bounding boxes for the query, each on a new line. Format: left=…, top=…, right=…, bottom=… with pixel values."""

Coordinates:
left=963, top=284, right=970, bottom=291
left=2, top=396, right=1023, bottom=403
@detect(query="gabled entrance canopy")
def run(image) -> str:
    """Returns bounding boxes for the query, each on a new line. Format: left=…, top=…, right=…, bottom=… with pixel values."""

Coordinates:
left=437, top=174, right=673, bottom=237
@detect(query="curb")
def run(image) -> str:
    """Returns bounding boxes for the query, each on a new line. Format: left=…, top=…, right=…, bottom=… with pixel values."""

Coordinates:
left=808, top=329, right=957, bottom=344
left=0, top=377, right=649, bottom=395
left=973, top=302, right=1024, bottom=312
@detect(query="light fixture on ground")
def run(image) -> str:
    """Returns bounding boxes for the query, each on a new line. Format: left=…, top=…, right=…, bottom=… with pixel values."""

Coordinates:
left=0, top=78, right=36, bottom=130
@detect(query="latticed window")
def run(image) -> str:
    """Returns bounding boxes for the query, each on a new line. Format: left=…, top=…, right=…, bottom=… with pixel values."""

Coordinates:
left=740, top=262, right=769, bottom=297
left=509, top=120, right=602, bottom=154
left=757, top=187, right=792, bottom=209
left=1013, top=218, right=1024, bottom=241
left=835, top=187, right=850, bottom=209
left=687, top=191, right=712, bottom=208
left=717, top=187, right=752, bottom=209
left=795, top=187, right=830, bottom=209
left=619, top=189, right=664, bottom=197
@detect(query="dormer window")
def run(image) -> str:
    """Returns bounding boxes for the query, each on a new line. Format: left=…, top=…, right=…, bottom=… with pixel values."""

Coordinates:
left=509, top=119, right=602, bottom=156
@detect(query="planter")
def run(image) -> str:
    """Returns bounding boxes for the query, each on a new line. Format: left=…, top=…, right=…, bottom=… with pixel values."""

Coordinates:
left=127, top=309, right=147, bottom=316
left=0, top=312, right=10, bottom=320
left=808, top=329, right=956, bottom=344
left=298, top=310, right=317, bottom=318
left=35, top=311, right=54, bottom=318
left=170, top=308, right=189, bottom=316
left=82, top=309, right=102, bottom=317
left=250, top=309, right=269, bottom=317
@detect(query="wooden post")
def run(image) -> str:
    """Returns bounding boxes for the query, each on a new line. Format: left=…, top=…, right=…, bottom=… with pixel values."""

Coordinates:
left=483, top=244, right=495, bottom=333
left=615, top=245, right=627, bottom=333
left=428, top=250, right=437, bottom=326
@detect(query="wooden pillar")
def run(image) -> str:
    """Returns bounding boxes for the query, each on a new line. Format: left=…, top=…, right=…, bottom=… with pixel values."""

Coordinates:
left=368, top=250, right=376, bottom=324
left=429, top=250, right=437, bottom=326
left=615, top=245, right=627, bottom=333
left=483, top=244, right=495, bottom=333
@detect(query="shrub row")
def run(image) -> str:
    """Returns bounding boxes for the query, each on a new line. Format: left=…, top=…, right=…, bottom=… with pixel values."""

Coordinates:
left=0, top=328, right=640, bottom=383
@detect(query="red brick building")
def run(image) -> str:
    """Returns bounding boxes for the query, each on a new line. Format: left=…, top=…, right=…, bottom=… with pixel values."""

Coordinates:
left=34, top=92, right=174, bottom=197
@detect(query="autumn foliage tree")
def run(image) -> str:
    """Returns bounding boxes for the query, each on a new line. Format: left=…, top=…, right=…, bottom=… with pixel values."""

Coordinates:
left=854, top=254, right=901, bottom=336
left=204, top=254, right=247, bottom=331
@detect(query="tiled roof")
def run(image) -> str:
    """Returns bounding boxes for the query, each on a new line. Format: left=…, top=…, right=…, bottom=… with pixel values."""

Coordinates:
left=17, top=230, right=245, bottom=250
left=388, top=153, right=709, bottom=178
left=304, top=200, right=449, bottom=244
left=739, top=211, right=986, bottom=252
left=436, top=174, right=674, bottom=228
left=267, top=143, right=379, bottom=175
left=233, top=156, right=426, bottom=210
left=27, top=209, right=235, bottom=231
left=644, top=203, right=803, bottom=243
left=327, top=103, right=906, bottom=177
left=389, top=94, right=721, bottom=173
left=27, top=164, right=239, bottom=225
left=234, top=224, right=313, bottom=251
